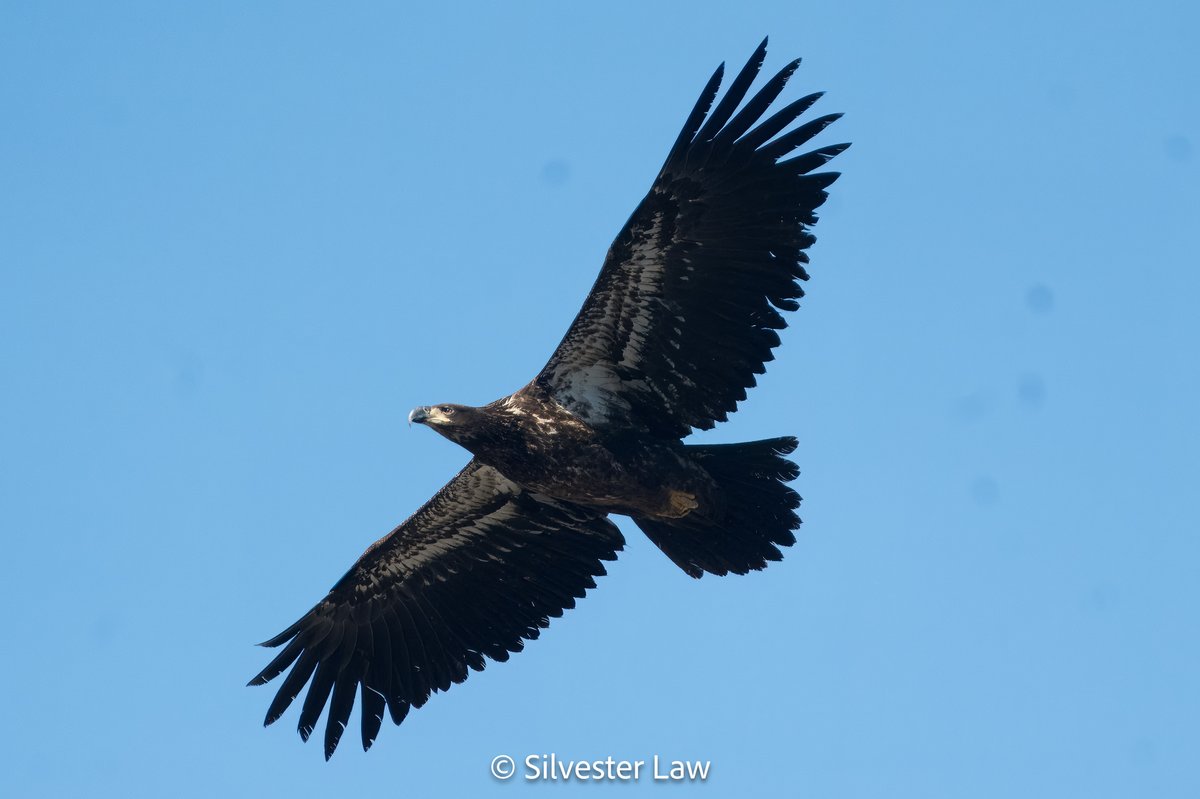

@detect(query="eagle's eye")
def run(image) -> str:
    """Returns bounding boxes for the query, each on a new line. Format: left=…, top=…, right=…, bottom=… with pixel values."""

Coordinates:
left=439, top=405, right=455, bottom=415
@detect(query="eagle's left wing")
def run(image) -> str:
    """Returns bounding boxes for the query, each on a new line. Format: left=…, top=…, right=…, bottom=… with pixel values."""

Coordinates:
left=249, top=460, right=623, bottom=758
left=534, top=39, right=847, bottom=438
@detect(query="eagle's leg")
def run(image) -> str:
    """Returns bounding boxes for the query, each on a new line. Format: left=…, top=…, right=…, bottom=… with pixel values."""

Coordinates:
left=664, top=489, right=699, bottom=518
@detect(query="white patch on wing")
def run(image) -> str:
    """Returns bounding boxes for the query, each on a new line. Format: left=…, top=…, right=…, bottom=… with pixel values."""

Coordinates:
left=530, top=409, right=560, bottom=435
left=501, top=395, right=527, bottom=415
left=545, top=363, right=630, bottom=428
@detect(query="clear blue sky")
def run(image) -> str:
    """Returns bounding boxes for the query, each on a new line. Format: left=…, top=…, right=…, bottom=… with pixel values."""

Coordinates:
left=2, top=2, right=1197, bottom=797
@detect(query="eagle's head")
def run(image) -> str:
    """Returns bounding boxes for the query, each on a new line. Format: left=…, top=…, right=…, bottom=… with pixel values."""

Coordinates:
left=408, top=403, right=490, bottom=447
left=409, top=403, right=469, bottom=428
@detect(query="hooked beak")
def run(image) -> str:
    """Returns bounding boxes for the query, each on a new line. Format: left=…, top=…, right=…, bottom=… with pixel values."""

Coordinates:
left=408, top=406, right=430, bottom=426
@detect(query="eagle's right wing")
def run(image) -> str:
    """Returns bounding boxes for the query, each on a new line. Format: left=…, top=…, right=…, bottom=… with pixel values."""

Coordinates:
left=249, top=460, right=624, bottom=759
left=534, top=39, right=847, bottom=439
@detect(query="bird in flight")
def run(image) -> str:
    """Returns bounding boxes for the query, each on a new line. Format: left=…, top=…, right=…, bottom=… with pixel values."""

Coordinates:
left=250, top=37, right=847, bottom=759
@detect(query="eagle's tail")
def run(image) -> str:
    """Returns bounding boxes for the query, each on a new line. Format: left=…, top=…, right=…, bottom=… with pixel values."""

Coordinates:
left=632, top=436, right=801, bottom=578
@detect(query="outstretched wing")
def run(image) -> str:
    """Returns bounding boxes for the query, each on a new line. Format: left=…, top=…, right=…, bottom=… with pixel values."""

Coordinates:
left=535, top=38, right=848, bottom=438
left=248, top=460, right=624, bottom=759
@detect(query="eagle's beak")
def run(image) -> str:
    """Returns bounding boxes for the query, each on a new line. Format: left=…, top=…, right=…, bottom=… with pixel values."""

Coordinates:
left=408, top=406, right=430, bottom=426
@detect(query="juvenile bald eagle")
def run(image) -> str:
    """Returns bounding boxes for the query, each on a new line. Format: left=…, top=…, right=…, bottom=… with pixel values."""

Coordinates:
left=250, top=38, right=847, bottom=758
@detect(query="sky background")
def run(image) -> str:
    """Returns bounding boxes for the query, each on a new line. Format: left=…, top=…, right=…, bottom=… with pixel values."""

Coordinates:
left=2, top=1, right=1197, bottom=797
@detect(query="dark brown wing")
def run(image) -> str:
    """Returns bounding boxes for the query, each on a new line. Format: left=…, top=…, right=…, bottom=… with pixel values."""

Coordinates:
left=248, top=460, right=624, bottom=758
left=535, top=38, right=848, bottom=438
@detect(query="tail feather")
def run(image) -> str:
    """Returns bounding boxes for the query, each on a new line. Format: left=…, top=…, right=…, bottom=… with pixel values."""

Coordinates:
left=633, top=437, right=801, bottom=578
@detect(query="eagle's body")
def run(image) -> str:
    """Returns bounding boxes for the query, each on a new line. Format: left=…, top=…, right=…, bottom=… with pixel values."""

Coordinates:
left=251, top=38, right=848, bottom=759
left=419, top=387, right=719, bottom=521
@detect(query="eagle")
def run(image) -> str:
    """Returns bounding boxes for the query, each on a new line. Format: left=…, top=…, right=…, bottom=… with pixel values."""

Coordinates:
left=249, top=38, right=847, bottom=759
